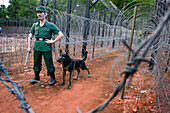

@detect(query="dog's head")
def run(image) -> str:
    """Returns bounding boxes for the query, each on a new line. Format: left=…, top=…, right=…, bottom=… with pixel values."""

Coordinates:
left=57, top=49, right=69, bottom=65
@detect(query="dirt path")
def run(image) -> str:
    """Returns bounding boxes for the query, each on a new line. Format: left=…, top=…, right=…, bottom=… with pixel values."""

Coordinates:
left=0, top=50, right=155, bottom=113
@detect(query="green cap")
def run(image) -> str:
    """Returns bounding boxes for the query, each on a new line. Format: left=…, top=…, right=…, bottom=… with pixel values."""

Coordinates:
left=36, top=6, right=46, bottom=13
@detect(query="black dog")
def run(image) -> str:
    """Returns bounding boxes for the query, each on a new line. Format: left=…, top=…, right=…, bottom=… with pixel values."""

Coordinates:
left=57, top=49, right=91, bottom=89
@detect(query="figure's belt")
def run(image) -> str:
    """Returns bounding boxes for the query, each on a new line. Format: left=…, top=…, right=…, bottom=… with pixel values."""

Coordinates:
left=36, top=38, right=50, bottom=41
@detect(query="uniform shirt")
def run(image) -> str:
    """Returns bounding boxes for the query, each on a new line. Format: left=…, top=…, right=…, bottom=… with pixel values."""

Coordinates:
left=30, top=20, right=60, bottom=51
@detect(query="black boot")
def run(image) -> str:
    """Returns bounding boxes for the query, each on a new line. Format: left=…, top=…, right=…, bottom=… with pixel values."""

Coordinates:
left=30, top=71, right=40, bottom=84
left=49, top=71, right=56, bottom=86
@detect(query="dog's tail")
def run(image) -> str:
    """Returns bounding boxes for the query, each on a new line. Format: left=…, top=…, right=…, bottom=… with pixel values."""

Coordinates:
left=83, top=51, right=88, bottom=61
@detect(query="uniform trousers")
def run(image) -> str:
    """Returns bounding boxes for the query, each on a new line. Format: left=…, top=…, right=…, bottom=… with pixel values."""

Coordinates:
left=33, top=50, right=55, bottom=72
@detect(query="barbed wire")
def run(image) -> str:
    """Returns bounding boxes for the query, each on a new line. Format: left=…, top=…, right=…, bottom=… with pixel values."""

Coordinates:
left=0, top=60, right=43, bottom=113
left=77, top=7, right=170, bottom=113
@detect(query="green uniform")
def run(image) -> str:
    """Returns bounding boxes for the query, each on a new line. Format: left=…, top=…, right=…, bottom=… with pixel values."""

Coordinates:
left=30, top=20, right=60, bottom=72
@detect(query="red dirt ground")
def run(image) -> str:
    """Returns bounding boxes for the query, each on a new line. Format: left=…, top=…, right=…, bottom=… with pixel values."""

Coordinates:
left=0, top=50, right=156, bottom=113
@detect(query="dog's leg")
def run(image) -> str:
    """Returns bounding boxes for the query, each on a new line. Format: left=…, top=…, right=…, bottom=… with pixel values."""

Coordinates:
left=87, top=67, right=91, bottom=78
left=82, top=65, right=91, bottom=78
left=73, top=69, right=80, bottom=80
left=84, top=67, right=91, bottom=78
left=81, top=62, right=91, bottom=78
left=60, top=70, right=66, bottom=86
left=67, top=71, right=74, bottom=89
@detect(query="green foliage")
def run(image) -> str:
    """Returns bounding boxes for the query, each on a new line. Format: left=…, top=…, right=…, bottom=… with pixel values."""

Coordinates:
left=0, top=5, right=7, bottom=18
left=0, top=0, right=155, bottom=19
left=7, top=0, right=39, bottom=19
left=0, top=0, right=155, bottom=26
left=0, top=0, right=39, bottom=26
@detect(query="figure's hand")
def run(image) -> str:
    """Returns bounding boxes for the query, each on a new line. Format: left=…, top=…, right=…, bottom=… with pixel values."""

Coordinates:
left=27, top=47, right=31, bottom=53
left=45, top=39, right=55, bottom=44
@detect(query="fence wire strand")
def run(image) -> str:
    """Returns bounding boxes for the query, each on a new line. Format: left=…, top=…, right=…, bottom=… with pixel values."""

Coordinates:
left=0, top=60, right=35, bottom=113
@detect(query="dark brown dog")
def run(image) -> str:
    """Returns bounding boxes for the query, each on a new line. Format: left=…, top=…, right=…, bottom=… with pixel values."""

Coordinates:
left=57, top=49, right=91, bottom=89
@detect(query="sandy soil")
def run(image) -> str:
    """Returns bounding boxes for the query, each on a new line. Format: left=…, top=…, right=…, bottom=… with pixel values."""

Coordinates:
left=0, top=50, right=156, bottom=113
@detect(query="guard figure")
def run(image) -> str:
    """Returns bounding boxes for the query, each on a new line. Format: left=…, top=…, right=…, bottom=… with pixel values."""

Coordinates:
left=27, top=6, right=64, bottom=86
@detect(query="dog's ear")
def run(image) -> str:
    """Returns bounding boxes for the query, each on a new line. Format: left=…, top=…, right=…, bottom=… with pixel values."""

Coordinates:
left=59, top=49, right=62, bottom=53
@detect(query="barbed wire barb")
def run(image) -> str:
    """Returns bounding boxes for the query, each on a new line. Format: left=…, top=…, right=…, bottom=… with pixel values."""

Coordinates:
left=0, top=60, right=35, bottom=113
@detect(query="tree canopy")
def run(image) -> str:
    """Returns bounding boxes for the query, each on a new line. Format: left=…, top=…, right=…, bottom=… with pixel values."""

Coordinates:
left=0, top=0, right=155, bottom=21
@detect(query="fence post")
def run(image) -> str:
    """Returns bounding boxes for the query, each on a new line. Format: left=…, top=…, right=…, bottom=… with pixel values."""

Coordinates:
left=139, top=21, right=144, bottom=44
left=92, top=8, right=96, bottom=59
left=91, top=9, right=95, bottom=36
left=65, top=0, right=72, bottom=52
left=47, top=9, right=51, bottom=21
left=109, top=11, right=112, bottom=36
left=121, top=6, right=137, bottom=99
left=98, top=11, right=102, bottom=36
left=53, top=0, right=56, bottom=24
left=92, top=26, right=96, bottom=59
left=112, top=10, right=119, bottom=48
left=101, top=8, right=106, bottom=47
left=82, top=0, right=91, bottom=57
left=52, top=0, right=57, bottom=53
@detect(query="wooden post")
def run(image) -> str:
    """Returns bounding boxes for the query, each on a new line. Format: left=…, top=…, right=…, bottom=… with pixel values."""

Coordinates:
left=121, top=6, right=137, bottom=99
